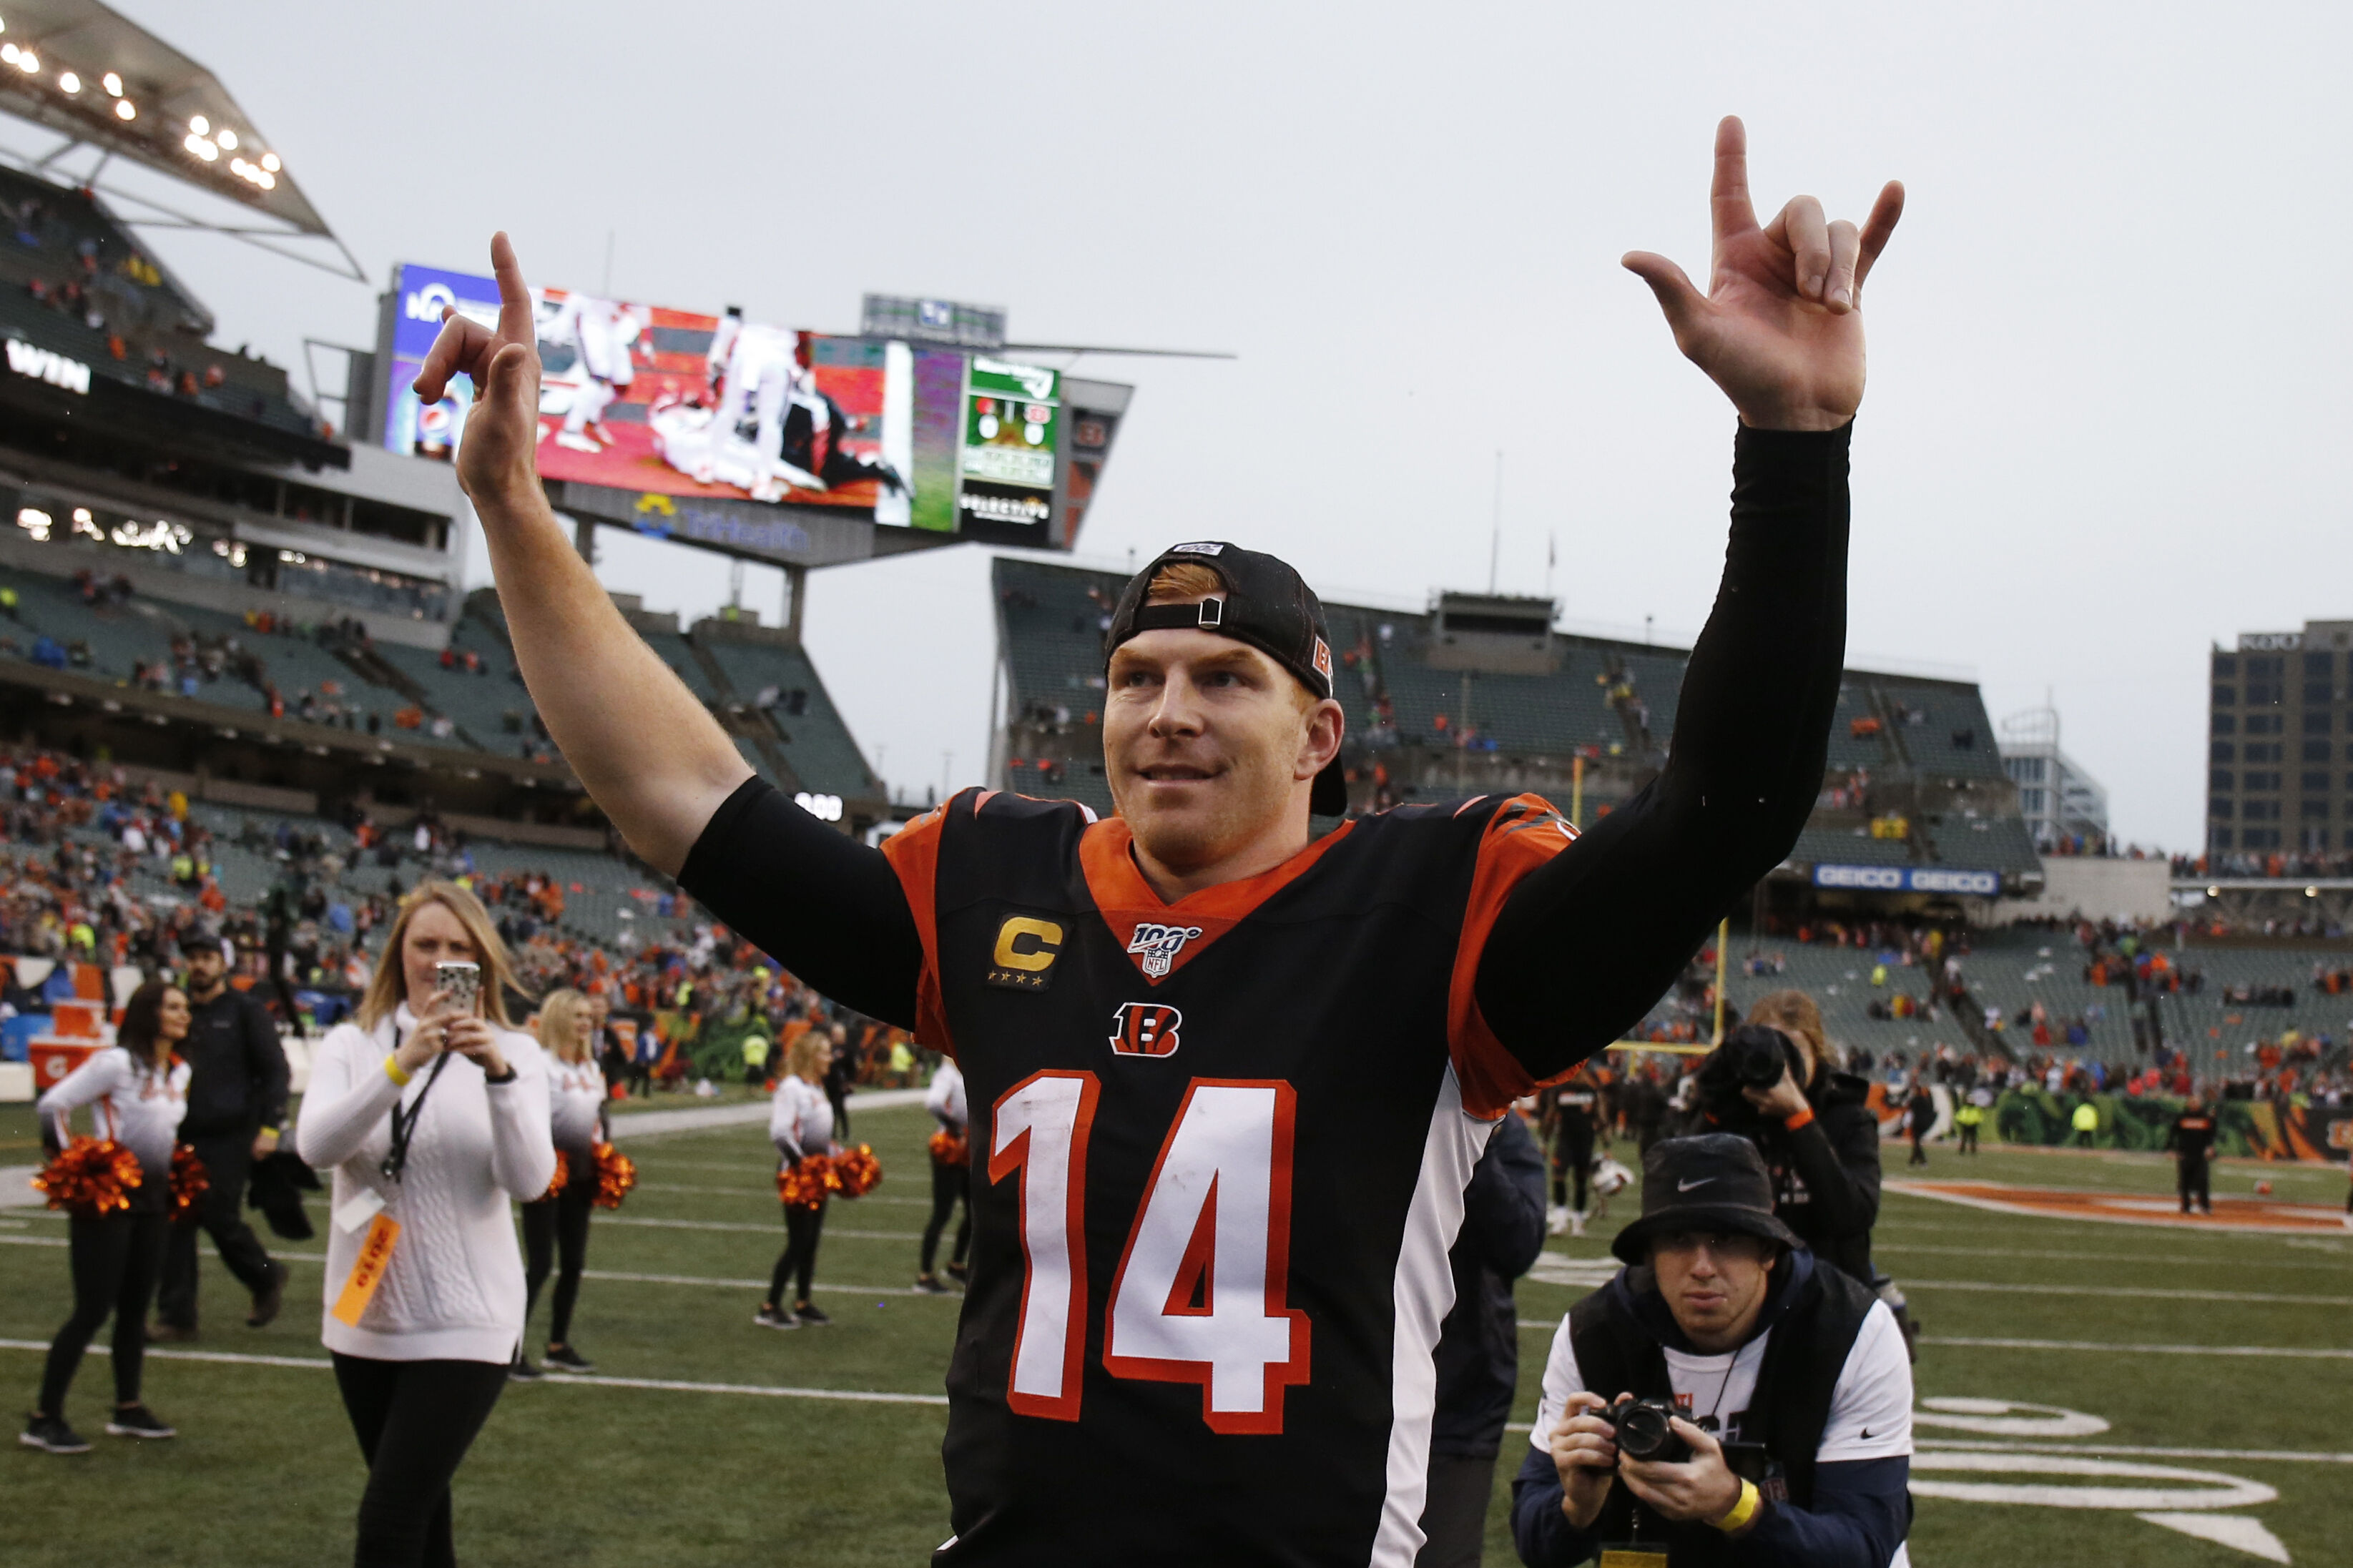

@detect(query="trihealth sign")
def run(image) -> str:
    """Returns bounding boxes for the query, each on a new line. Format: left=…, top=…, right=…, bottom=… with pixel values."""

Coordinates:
left=1812, top=863, right=2001, bottom=897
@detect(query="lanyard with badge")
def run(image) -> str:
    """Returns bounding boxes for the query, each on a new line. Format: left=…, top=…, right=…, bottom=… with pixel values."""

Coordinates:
left=332, top=1016, right=455, bottom=1327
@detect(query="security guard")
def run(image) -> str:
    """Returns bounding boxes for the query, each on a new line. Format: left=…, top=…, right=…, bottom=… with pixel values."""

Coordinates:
left=153, top=938, right=289, bottom=1338
left=2069, top=1098, right=2098, bottom=1149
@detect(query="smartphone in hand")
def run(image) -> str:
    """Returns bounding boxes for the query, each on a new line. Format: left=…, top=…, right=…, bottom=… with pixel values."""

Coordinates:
left=436, top=960, right=482, bottom=1015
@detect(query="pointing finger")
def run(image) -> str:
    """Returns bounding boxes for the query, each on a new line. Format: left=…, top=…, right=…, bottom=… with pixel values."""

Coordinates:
left=1710, top=115, right=1757, bottom=240
left=1621, top=252, right=1706, bottom=341
left=490, top=230, right=534, bottom=347
left=1855, top=180, right=1905, bottom=289
left=1767, top=194, right=1830, bottom=300
left=1824, top=218, right=1861, bottom=313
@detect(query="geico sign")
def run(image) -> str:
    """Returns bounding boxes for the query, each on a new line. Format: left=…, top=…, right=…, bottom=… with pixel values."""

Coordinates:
left=1812, top=863, right=2001, bottom=897
left=6, top=339, right=90, bottom=395
left=794, top=792, right=843, bottom=822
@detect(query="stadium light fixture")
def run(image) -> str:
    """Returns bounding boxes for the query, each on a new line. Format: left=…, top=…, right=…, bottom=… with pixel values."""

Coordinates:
left=260, top=152, right=278, bottom=172
left=102, top=71, right=119, bottom=96
left=216, top=127, right=235, bottom=149
left=2306, top=885, right=2319, bottom=897
left=2, top=44, right=16, bottom=64
left=114, top=97, right=132, bottom=119
left=57, top=71, right=75, bottom=93
left=14, top=51, right=34, bottom=73
left=188, top=114, right=205, bottom=133
left=2207, top=885, right=2220, bottom=897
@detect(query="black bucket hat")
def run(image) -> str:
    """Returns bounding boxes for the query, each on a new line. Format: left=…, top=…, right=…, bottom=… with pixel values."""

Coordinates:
left=1104, top=541, right=1347, bottom=816
left=1610, top=1133, right=1805, bottom=1265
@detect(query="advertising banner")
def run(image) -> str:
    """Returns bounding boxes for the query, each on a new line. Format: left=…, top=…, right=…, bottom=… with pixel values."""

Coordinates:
left=1987, top=1087, right=2353, bottom=1162
left=379, top=264, right=1073, bottom=553
left=1812, top=863, right=2002, bottom=897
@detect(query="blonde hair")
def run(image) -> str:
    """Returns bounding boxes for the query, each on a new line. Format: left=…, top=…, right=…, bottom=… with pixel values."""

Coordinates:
left=1745, top=989, right=1834, bottom=1075
left=786, top=1030, right=831, bottom=1080
left=358, top=878, right=524, bottom=1030
left=538, top=988, right=593, bottom=1065
left=1146, top=561, right=1223, bottom=602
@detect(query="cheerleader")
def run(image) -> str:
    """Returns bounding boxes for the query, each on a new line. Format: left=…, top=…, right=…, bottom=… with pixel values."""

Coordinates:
left=516, top=988, right=605, bottom=1379
left=758, top=1032, right=838, bottom=1330
left=21, top=980, right=192, bottom=1453
left=915, top=1059, right=971, bottom=1294
left=295, top=881, right=554, bottom=1568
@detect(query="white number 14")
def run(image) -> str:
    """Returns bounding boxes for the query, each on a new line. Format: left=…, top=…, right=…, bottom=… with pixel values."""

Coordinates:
left=989, top=1072, right=1311, bottom=1432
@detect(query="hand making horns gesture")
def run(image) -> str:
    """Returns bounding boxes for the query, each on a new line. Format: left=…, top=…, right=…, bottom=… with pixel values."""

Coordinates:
left=1623, top=117, right=1904, bottom=432
left=412, top=232, right=545, bottom=511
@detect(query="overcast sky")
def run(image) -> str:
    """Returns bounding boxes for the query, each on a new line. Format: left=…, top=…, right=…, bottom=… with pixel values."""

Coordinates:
left=64, top=3, right=2353, bottom=846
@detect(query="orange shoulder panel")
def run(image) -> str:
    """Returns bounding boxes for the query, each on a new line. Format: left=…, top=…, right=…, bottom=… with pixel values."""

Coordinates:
left=880, top=803, right=955, bottom=1058
left=1445, top=794, right=1578, bottom=1117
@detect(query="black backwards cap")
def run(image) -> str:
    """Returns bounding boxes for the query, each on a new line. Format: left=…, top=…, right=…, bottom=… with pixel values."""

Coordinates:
left=1104, top=541, right=1348, bottom=817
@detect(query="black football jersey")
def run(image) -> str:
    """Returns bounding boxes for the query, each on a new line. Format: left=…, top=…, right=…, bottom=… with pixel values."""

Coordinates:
left=882, top=787, right=1576, bottom=1566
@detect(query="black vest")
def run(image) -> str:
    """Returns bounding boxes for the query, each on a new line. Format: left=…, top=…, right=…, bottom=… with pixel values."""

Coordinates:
left=1566, top=1260, right=1885, bottom=1563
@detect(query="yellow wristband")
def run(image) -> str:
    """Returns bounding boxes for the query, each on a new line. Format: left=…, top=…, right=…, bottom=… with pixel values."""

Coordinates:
left=1711, top=1479, right=1762, bottom=1535
left=384, top=1055, right=413, bottom=1088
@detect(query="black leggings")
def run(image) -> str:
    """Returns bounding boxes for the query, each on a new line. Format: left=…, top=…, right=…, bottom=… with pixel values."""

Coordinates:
left=770, top=1198, right=826, bottom=1306
left=330, top=1353, right=510, bottom=1568
left=1550, top=1135, right=1593, bottom=1209
left=522, top=1160, right=596, bottom=1346
left=40, top=1206, right=167, bottom=1415
left=920, top=1157, right=971, bottom=1274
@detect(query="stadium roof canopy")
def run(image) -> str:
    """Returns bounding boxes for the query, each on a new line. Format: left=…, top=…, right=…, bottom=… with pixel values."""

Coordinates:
left=0, top=0, right=355, bottom=275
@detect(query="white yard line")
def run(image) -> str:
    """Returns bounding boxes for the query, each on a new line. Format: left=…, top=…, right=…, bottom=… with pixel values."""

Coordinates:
left=0, top=1338, right=947, bottom=1406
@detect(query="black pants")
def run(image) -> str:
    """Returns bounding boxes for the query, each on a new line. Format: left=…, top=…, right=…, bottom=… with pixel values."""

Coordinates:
left=1549, top=1133, right=1593, bottom=1210
left=920, top=1158, right=971, bottom=1274
left=1415, top=1451, right=1498, bottom=1567
left=157, top=1133, right=275, bottom=1328
left=1957, top=1122, right=1979, bottom=1154
left=522, top=1159, right=596, bottom=1346
left=827, top=1084, right=850, bottom=1138
left=1907, top=1128, right=1928, bottom=1165
left=770, top=1198, right=826, bottom=1306
left=40, top=1206, right=167, bottom=1415
left=2178, top=1158, right=2211, bottom=1213
left=330, top=1353, right=510, bottom=1568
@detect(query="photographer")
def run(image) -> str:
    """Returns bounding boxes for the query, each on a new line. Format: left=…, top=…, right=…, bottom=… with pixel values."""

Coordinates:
left=1511, top=1135, right=1913, bottom=1567
left=1692, top=992, right=1882, bottom=1288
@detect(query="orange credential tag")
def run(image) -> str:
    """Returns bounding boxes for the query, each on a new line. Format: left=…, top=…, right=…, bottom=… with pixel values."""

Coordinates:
left=331, top=1213, right=401, bottom=1326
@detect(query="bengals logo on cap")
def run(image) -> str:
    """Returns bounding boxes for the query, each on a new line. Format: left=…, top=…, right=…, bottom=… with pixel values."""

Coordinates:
left=1109, top=1002, right=1182, bottom=1057
left=1312, top=636, right=1333, bottom=686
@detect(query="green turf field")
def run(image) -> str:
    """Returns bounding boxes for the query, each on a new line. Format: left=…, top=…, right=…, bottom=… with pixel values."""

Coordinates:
left=4, top=1100, right=2348, bottom=1566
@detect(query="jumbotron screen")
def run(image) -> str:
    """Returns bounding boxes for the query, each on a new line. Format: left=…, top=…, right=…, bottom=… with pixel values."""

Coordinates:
left=375, top=263, right=1063, bottom=548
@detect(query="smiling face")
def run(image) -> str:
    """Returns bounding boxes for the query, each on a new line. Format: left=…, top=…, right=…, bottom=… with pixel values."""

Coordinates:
left=1104, top=622, right=1342, bottom=882
left=156, top=987, right=191, bottom=1044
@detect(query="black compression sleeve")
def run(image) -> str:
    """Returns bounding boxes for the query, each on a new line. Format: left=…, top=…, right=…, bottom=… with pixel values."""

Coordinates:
left=1476, top=423, right=1851, bottom=1078
left=674, top=777, right=923, bottom=1027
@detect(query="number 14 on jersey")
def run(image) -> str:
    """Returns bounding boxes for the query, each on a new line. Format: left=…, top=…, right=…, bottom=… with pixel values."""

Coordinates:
left=990, top=1070, right=1312, bottom=1433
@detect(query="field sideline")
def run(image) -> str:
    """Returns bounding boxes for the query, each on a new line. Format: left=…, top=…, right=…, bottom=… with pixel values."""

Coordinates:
left=3, top=1100, right=2349, bottom=1566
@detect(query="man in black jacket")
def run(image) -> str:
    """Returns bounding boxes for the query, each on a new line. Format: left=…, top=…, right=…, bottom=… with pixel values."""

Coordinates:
left=1707, top=1005, right=1882, bottom=1288
left=1421, top=1108, right=1548, bottom=1567
left=1513, top=1136, right=1913, bottom=1567
left=153, top=940, right=290, bottom=1338
left=2165, top=1098, right=2216, bottom=1215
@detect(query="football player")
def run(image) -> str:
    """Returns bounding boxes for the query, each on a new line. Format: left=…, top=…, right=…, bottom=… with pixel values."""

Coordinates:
left=416, top=115, right=1901, bottom=1566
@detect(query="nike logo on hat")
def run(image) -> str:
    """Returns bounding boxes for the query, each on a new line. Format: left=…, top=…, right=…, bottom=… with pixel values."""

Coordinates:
left=1677, top=1177, right=1716, bottom=1192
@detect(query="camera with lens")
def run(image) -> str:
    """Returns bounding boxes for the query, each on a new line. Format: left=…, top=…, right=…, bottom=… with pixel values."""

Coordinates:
left=1601, top=1396, right=1690, bottom=1464
left=1694, top=1022, right=1804, bottom=1122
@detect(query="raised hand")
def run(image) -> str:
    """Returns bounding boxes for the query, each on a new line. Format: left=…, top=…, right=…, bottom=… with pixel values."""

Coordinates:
left=1623, top=117, right=1902, bottom=432
left=412, top=231, right=544, bottom=508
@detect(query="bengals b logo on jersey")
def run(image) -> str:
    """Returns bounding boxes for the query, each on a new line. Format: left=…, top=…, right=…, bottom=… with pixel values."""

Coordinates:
left=1109, top=1002, right=1182, bottom=1057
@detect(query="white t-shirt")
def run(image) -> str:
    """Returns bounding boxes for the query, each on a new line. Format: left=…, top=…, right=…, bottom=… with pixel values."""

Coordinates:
left=545, top=1055, right=606, bottom=1153
left=770, top=1075, right=834, bottom=1161
left=1530, top=1286, right=1913, bottom=1567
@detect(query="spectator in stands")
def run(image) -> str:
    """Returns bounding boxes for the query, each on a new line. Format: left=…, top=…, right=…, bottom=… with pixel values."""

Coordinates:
left=153, top=937, right=290, bottom=1342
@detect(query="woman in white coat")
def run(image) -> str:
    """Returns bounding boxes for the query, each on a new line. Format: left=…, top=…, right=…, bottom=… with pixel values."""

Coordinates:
left=759, top=1031, right=840, bottom=1330
left=296, top=880, right=553, bottom=1568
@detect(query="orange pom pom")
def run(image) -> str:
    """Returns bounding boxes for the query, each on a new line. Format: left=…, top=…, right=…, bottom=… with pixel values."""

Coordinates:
left=928, top=1129, right=969, bottom=1168
left=590, top=1143, right=637, bottom=1210
left=541, top=1149, right=571, bottom=1203
left=777, top=1153, right=837, bottom=1210
left=833, top=1144, right=882, bottom=1198
left=168, top=1143, right=210, bottom=1223
left=34, top=1138, right=142, bottom=1218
